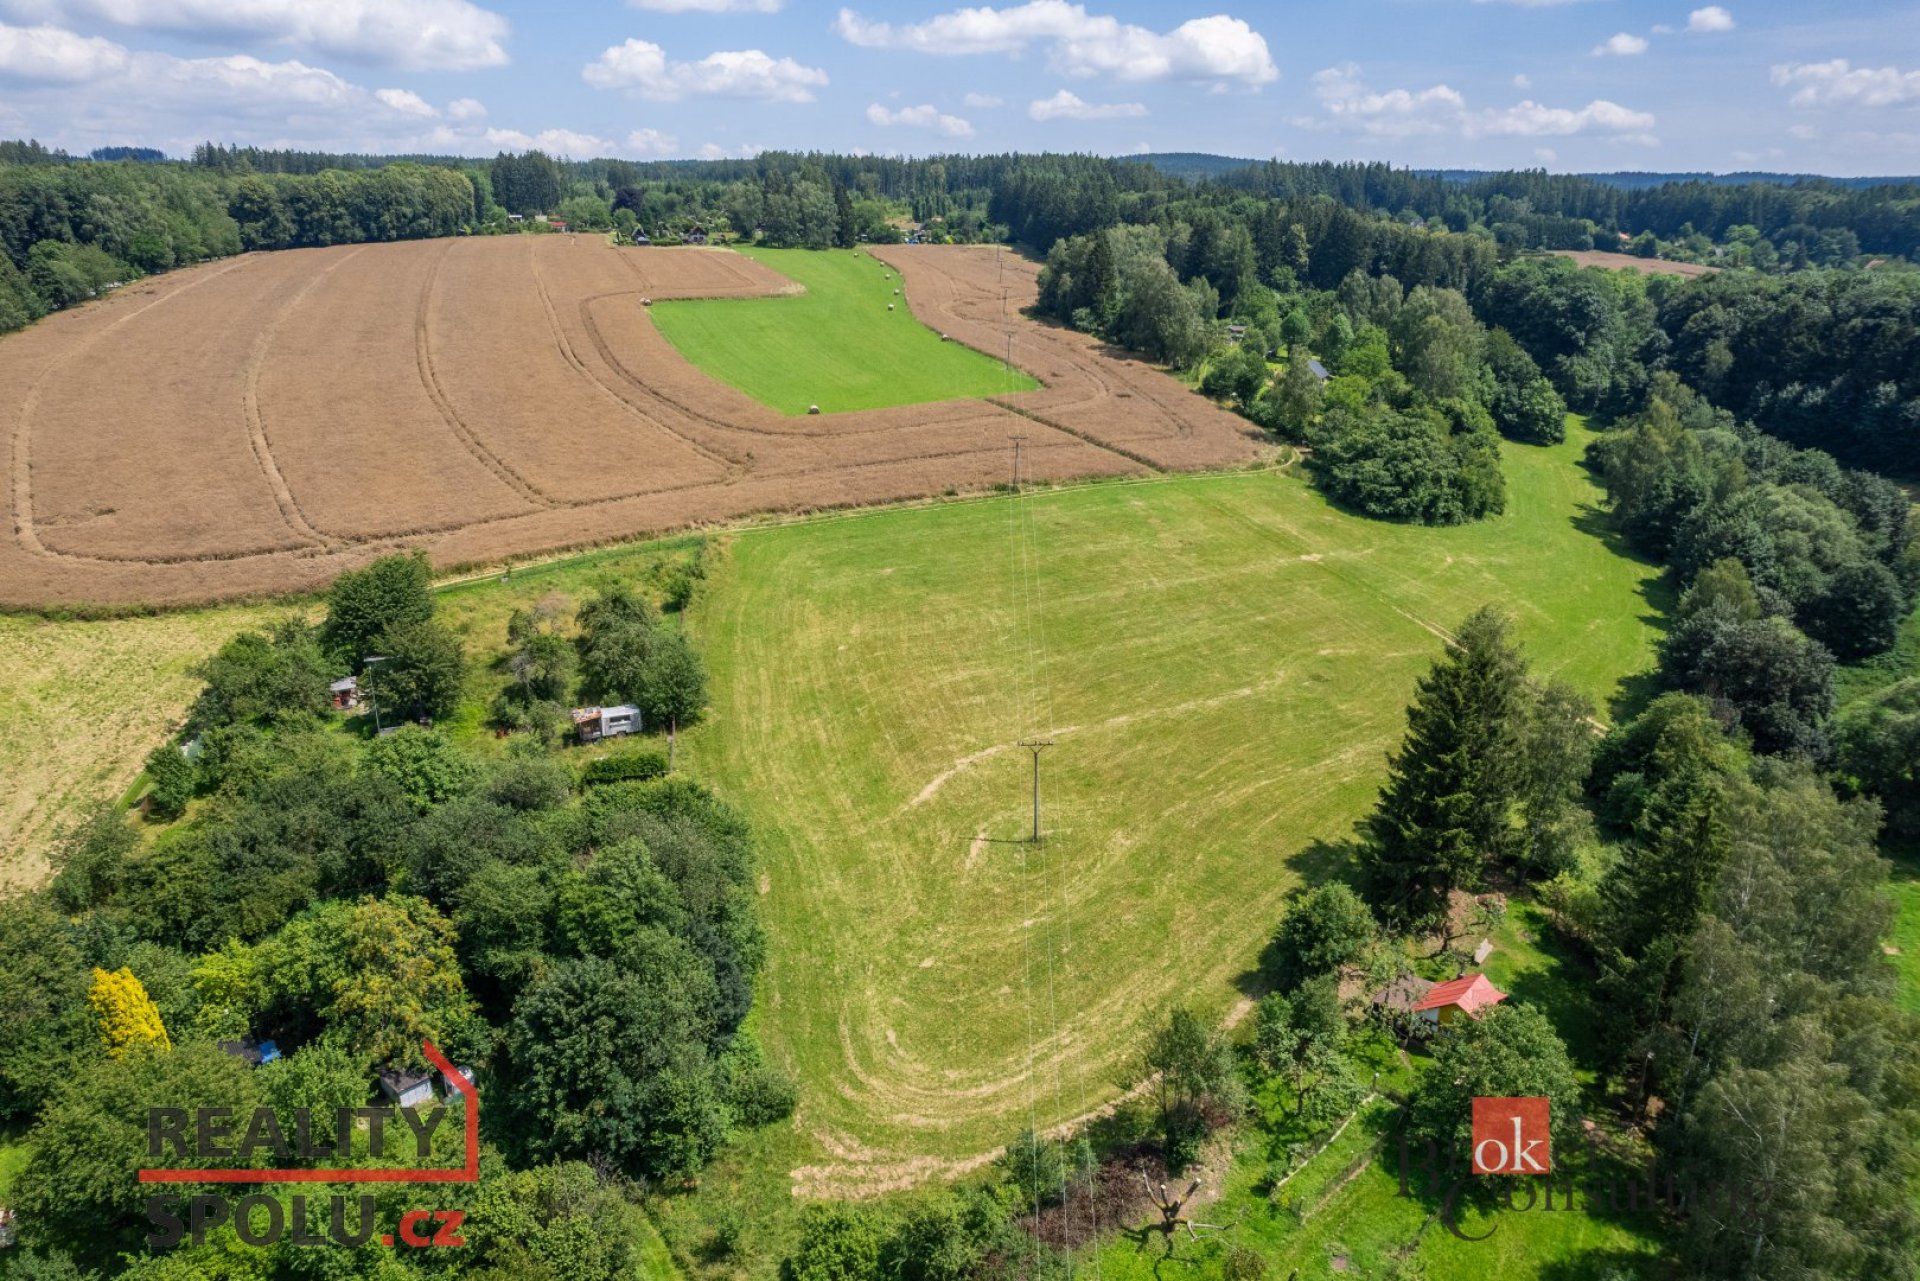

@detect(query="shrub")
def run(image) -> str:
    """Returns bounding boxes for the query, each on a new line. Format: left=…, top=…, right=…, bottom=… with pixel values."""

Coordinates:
left=579, top=747, right=670, bottom=789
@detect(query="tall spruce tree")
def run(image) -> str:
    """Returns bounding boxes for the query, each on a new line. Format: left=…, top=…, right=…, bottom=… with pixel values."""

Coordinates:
left=1360, top=606, right=1528, bottom=926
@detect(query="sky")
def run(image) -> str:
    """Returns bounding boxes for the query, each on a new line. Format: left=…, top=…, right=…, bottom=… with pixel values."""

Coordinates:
left=0, top=0, right=1916, bottom=175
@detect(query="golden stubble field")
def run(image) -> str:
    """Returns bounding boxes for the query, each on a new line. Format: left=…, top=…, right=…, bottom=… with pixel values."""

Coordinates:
left=0, top=237, right=1260, bottom=610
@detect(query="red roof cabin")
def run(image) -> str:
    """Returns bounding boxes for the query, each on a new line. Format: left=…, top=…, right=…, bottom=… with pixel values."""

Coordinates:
left=1410, top=973, right=1507, bottom=1028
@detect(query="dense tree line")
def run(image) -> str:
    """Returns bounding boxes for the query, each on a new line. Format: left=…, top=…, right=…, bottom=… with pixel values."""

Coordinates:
left=1590, top=375, right=1915, bottom=751
left=0, top=553, right=768, bottom=1278
left=0, top=157, right=477, bottom=332
left=1340, top=601, right=1920, bottom=1279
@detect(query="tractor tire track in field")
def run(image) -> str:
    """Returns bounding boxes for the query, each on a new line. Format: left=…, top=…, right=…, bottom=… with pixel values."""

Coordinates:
left=243, top=246, right=368, bottom=552
left=0, top=240, right=1261, bottom=606
left=415, top=241, right=560, bottom=510
left=10, top=260, right=251, bottom=564
left=525, top=242, right=744, bottom=484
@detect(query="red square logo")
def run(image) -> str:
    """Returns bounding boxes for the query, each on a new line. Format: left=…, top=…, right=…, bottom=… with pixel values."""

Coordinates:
left=1471, top=1097, right=1551, bottom=1175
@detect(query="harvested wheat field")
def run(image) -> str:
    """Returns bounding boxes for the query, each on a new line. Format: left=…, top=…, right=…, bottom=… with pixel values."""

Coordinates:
left=0, top=236, right=1260, bottom=610
left=1551, top=249, right=1719, bottom=277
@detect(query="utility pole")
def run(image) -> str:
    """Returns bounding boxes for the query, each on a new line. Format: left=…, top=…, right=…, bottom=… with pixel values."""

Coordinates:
left=1010, top=433, right=1026, bottom=490
left=362, top=655, right=390, bottom=736
left=1018, top=738, right=1053, bottom=843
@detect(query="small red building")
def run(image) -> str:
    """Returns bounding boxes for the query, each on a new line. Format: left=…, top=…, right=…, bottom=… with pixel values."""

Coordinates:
left=1410, top=973, right=1508, bottom=1028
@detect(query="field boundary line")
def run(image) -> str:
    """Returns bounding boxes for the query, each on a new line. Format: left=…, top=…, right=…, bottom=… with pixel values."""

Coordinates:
left=414, top=240, right=560, bottom=509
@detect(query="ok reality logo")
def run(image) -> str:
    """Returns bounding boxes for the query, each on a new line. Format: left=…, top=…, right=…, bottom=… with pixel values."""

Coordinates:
left=1471, top=1096, right=1551, bottom=1175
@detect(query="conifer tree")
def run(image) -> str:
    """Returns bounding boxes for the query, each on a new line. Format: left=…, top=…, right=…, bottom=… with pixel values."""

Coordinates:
left=1360, top=606, right=1528, bottom=926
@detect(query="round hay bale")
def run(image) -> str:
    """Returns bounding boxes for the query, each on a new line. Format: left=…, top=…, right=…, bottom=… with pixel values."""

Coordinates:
left=893, top=288, right=900, bottom=295
left=808, top=404, right=821, bottom=415
left=887, top=303, right=895, bottom=311
left=641, top=297, right=652, bottom=307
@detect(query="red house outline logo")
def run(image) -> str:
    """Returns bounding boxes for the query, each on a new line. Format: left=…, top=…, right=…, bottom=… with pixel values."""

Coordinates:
left=138, top=1041, right=478, bottom=1185
left=1471, top=1096, right=1551, bottom=1175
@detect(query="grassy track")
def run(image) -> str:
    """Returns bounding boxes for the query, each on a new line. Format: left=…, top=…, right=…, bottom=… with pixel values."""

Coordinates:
left=649, top=246, right=1038, bottom=414
left=682, top=425, right=1662, bottom=1177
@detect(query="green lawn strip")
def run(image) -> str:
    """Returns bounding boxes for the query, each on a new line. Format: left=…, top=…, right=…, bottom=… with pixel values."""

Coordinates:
left=649, top=246, right=1037, bottom=414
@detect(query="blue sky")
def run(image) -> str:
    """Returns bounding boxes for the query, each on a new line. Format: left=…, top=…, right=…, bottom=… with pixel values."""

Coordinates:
left=0, top=0, right=1915, bottom=174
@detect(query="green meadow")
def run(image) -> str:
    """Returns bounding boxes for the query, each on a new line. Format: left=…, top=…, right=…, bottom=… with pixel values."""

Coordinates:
left=680, top=424, right=1662, bottom=1173
left=648, top=245, right=1037, bottom=414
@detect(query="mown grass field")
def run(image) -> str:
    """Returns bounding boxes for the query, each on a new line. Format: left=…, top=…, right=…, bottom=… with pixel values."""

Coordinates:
left=649, top=246, right=1038, bottom=414
left=0, top=604, right=284, bottom=887
left=680, top=424, right=1663, bottom=1189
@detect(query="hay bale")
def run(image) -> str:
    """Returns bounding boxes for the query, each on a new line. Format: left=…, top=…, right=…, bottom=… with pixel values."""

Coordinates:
left=640, top=297, right=652, bottom=307
left=887, top=303, right=895, bottom=311
left=808, top=404, right=821, bottom=415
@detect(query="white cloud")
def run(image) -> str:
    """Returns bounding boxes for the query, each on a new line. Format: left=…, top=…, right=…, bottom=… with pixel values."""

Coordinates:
left=1512, top=73, right=1531, bottom=89
left=1306, top=63, right=1657, bottom=143
left=1593, top=32, right=1648, bottom=57
left=12, top=0, right=509, bottom=71
left=0, top=20, right=129, bottom=80
left=1478, top=98, right=1657, bottom=139
left=1687, top=5, right=1735, bottom=32
left=0, top=18, right=614, bottom=158
left=1308, top=63, right=1463, bottom=136
left=480, top=126, right=610, bottom=157
left=1772, top=59, right=1920, bottom=108
left=625, top=127, right=677, bottom=155
left=962, top=90, right=1003, bottom=107
left=834, top=2, right=1276, bottom=85
left=374, top=86, right=436, bottom=117
left=583, top=39, right=828, bottom=101
left=1027, top=87, right=1146, bottom=120
left=629, top=0, right=779, bottom=9
left=698, top=140, right=763, bottom=159
left=865, top=101, right=974, bottom=136
left=1535, top=147, right=1556, bottom=162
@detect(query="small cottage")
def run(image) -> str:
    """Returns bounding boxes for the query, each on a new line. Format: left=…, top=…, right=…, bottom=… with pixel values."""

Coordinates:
left=1410, top=973, right=1508, bottom=1028
left=329, top=676, right=359, bottom=710
left=378, top=1068, right=434, bottom=1110
left=440, top=1064, right=476, bottom=1097
left=1308, top=358, right=1331, bottom=383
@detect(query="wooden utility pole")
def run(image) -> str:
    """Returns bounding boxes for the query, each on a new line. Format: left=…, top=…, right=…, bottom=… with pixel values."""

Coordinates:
left=1018, top=738, right=1053, bottom=842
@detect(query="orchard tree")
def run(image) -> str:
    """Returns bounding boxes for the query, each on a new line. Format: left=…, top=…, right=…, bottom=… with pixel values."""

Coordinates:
left=506, top=932, right=728, bottom=1177
left=639, top=628, right=709, bottom=768
left=365, top=618, right=466, bottom=724
left=1142, top=1005, right=1242, bottom=1169
left=1263, top=882, right=1376, bottom=989
left=321, top=551, right=434, bottom=667
left=1407, top=1004, right=1580, bottom=1155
